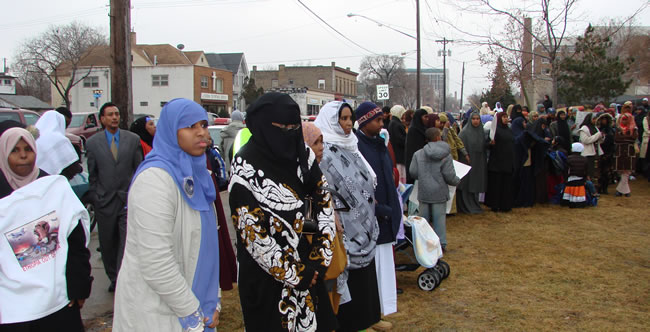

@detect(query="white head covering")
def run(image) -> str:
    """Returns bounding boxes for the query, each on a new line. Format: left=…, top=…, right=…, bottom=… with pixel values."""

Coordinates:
left=571, top=142, right=584, bottom=153
left=314, top=101, right=359, bottom=152
left=314, top=100, right=377, bottom=186
left=35, top=111, right=78, bottom=175
left=390, top=105, right=406, bottom=119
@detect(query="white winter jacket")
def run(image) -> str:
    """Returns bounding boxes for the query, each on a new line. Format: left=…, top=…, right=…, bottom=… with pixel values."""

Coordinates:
left=579, top=126, right=604, bottom=157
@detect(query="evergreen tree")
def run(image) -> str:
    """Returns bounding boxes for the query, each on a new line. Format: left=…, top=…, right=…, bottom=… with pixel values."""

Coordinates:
left=558, top=25, right=633, bottom=105
left=480, top=57, right=516, bottom=108
left=242, top=77, right=265, bottom=105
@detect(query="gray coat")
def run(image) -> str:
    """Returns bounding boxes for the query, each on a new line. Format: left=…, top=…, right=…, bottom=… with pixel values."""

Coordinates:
left=86, top=129, right=143, bottom=208
left=409, top=141, right=460, bottom=204
left=219, top=121, right=246, bottom=173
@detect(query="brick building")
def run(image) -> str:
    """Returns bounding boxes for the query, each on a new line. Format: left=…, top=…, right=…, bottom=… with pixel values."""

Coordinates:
left=251, top=62, right=359, bottom=103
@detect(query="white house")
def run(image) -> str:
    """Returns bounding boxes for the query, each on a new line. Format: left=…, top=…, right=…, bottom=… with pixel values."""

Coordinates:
left=54, top=38, right=233, bottom=118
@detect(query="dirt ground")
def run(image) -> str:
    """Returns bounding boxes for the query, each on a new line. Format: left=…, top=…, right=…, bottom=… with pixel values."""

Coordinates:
left=86, top=179, right=650, bottom=331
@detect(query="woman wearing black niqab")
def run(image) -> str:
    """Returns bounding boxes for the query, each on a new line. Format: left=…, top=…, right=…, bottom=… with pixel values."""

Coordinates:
left=404, top=108, right=428, bottom=184
left=229, top=93, right=337, bottom=332
left=129, top=116, right=156, bottom=157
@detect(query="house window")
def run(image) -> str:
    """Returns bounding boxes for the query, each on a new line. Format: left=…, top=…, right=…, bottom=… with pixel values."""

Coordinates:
left=83, top=76, right=99, bottom=88
left=318, top=79, right=325, bottom=89
left=201, top=76, right=209, bottom=88
left=216, top=79, right=223, bottom=93
left=272, top=79, right=279, bottom=88
left=3, top=79, right=11, bottom=85
left=541, top=58, right=550, bottom=64
left=543, top=68, right=551, bottom=76
left=140, top=101, right=148, bottom=107
left=289, top=79, right=294, bottom=85
left=152, top=75, right=169, bottom=86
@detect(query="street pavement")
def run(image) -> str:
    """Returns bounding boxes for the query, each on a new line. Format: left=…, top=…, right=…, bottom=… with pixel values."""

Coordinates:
left=82, top=190, right=235, bottom=326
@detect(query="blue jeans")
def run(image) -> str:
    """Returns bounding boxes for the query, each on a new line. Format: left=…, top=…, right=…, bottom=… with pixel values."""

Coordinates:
left=418, top=202, right=447, bottom=247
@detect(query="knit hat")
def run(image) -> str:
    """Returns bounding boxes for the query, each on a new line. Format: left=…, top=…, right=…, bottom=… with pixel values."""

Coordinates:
left=231, top=110, right=244, bottom=122
left=355, top=101, right=383, bottom=128
left=439, top=113, right=448, bottom=123
left=571, top=142, right=584, bottom=153
left=421, top=106, right=434, bottom=114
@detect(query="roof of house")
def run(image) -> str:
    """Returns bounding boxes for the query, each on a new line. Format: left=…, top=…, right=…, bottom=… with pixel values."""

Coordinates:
left=0, top=94, right=52, bottom=110
left=136, top=44, right=192, bottom=65
left=204, top=53, right=244, bottom=73
left=183, top=51, right=204, bottom=64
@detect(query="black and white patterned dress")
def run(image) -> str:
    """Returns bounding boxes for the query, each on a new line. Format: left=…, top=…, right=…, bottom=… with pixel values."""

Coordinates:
left=229, top=142, right=336, bottom=332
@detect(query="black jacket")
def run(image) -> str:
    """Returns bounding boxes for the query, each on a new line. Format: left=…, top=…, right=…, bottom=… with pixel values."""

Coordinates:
left=0, top=171, right=93, bottom=301
left=488, top=125, right=516, bottom=173
left=356, top=130, right=402, bottom=245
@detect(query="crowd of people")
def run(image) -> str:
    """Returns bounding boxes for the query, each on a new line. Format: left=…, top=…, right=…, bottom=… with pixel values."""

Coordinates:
left=0, top=93, right=648, bottom=331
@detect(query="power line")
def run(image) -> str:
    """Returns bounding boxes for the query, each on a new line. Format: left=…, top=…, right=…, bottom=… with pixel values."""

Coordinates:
left=295, top=0, right=377, bottom=55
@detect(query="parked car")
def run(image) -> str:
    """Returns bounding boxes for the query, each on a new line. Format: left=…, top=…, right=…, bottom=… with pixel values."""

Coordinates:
left=0, top=108, right=41, bottom=126
left=67, top=112, right=102, bottom=148
left=213, top=117, right=231, bottom=125
left=208, top=125, right=227, bottom=152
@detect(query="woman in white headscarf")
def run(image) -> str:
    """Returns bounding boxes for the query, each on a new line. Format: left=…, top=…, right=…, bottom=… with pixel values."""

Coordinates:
left=314, top=101, right=381, bottom=332
left=34, top=111, right=81, bottom=179
left=479, top=102, right=492, bottom=116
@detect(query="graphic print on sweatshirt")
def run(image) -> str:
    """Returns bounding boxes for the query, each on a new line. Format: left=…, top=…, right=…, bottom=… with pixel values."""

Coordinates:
left=4, top=211, right=60, bottom=271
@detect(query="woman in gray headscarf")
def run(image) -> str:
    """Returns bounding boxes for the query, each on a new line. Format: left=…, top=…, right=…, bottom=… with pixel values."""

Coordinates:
left=457, top=112, right=488, bottom=214
left=219, top=110, right=246, bottom=174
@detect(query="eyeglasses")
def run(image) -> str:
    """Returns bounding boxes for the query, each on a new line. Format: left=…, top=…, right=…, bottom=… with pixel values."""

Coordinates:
left=271, top=122, right=301, bottom=132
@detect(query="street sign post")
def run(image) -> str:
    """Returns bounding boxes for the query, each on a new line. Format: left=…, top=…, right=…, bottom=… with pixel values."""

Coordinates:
left=376, top=84, right=389, bottom=100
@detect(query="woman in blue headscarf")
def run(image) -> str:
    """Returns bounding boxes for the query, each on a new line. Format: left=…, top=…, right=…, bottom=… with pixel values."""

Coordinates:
left=113, top=98, right=220, bottom=331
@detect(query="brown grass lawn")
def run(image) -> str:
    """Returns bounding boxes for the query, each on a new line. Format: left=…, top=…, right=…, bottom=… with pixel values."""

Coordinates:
left=217, top=179, right=650, bottom=331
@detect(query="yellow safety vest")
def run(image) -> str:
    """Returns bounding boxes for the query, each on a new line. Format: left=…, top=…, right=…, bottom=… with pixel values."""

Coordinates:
left=232, top=128, right=251, bottom=156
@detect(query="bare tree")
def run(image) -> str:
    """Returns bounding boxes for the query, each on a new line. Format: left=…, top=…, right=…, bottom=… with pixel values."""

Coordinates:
left=444, top=0, right=647, bottom=104
left=14, top=70, right=51, bottom=103
left=13, top=22, right=107, bottom=110
left=359, top=55, right=417, bottom=107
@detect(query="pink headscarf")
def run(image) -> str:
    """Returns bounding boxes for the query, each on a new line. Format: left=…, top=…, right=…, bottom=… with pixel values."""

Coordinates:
left=0, top=127, right=40, bottom=190
left=302, top=122, right=322, bottom=147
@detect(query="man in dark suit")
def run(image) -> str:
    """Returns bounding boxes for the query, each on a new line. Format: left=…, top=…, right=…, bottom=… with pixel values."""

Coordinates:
left=87, top=102, right=143, bottom=292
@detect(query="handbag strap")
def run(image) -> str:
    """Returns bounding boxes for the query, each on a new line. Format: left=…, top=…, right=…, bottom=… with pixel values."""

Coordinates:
left=319, top=186, right=351, bottom=212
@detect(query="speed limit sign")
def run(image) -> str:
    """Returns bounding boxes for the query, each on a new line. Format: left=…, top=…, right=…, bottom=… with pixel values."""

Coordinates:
left=376, top=84, right=389, bottom=100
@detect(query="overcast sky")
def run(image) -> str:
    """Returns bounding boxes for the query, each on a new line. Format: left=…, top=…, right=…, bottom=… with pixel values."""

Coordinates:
left=1, top=0, right=648, bottom=100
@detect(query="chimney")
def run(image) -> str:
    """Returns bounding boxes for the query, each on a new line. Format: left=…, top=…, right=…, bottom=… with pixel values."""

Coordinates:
left=331, top=61, right=336, bottom=67
left=346, top=67, right=350, bottom=71
left=130, top=31, right=137, bottom=48
left=252, top=65, right=257, bottom=72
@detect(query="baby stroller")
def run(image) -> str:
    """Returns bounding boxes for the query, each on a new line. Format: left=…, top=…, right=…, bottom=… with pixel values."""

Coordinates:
left=395, top=184, right=450, bottom=291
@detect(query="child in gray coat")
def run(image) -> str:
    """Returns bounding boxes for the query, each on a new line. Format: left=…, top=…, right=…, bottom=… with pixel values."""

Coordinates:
left=409, top=128, right=461, bottom=250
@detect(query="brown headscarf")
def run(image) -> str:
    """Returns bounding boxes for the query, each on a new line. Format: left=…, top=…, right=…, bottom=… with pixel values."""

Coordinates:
left=0, top=127, right=40, bottom=190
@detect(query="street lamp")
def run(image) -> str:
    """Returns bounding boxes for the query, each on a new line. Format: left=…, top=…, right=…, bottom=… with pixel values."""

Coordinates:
left=347, top=5, right=421, bottom=108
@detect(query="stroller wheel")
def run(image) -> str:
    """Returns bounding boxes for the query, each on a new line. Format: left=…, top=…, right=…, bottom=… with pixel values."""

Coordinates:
left=437, top=260, right=450, bottom=278
left=417, top=270, right=440, bottom=291
left=433, top=264, right=446, bottom=280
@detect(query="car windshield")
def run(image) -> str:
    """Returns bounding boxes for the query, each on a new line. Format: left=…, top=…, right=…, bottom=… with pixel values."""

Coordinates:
left=70, top=115, right=86, bottom=128
left=208, top=127, right=222, bottom=147
left=0, top=112, right=20, bottom=123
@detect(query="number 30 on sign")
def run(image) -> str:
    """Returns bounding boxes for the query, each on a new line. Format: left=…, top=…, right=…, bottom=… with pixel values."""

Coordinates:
left=376, top=84, right=389, bottom=100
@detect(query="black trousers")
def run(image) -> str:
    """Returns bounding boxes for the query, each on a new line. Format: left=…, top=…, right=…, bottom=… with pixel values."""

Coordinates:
left=0, top=303, right=84, bottom=332
left=96, top=197, right=127, bottom=284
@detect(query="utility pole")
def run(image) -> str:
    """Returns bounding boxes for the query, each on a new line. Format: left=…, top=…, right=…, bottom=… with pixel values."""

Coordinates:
left=110, top=0, right=133, bottom=129
left=460, top=61, right=465, bottom=110
left=416, top=0, right=421, bottom=109
left=436, top=37, right=453, bottom=112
